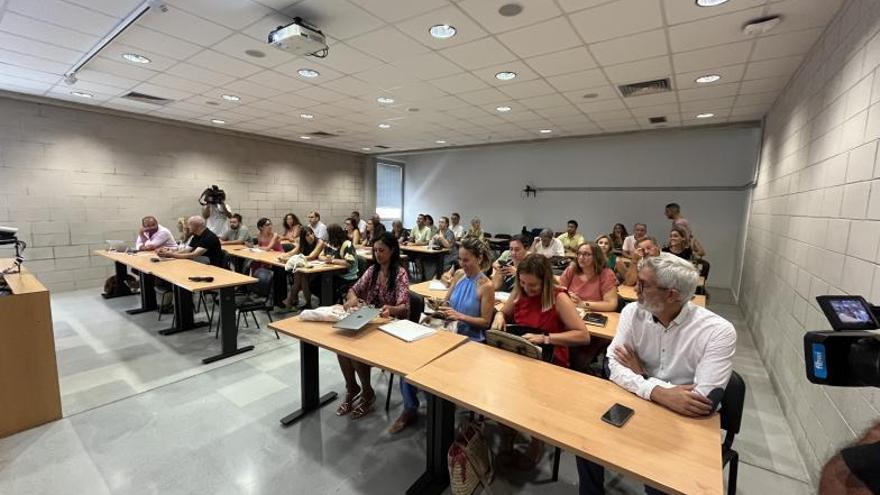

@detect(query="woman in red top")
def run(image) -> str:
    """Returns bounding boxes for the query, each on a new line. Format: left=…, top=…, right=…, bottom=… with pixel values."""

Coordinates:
left=559, top=241, right=618, bottom=312
left=491, top=253, right=589, bottom=469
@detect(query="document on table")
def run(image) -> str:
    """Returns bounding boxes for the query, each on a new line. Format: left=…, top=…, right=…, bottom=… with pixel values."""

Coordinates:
left=428, top=280, right=447, bottom=290
left=379, top=319, right=437, bottom=342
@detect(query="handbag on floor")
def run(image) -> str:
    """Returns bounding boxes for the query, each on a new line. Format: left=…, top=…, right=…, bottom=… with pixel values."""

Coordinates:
left=448, top=418, right=494, bottom=495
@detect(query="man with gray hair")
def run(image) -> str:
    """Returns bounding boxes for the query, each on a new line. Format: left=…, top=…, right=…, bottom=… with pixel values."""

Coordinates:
left=576, top=252, right=736, bottom=495
left=530, top=228, right=564, bottom=257
left=158, top=216, right=224, bottom=267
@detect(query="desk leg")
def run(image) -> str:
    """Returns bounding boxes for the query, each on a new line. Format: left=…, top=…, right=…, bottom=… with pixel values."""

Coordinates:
left=126, top=272, right=156, bottom=315
left=320, top=273, right=334, bottom=306
left=159, top=285, right=207, bottom=335
left=102, top=261, right=135, bottom=299
left=272, top=266, right=287, bottom=307
left=407, top=393, right=455, bottom=495
left=202, top=286, right=254, bottom=364
left=280, top=341, right=337, bottom=426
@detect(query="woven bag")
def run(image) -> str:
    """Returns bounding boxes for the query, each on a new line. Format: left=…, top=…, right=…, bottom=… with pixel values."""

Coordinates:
left=448, top=419, right=494, bottom=495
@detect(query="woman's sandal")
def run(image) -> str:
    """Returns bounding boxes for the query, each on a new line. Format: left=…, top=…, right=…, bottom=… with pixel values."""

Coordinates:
left=350, top=392, right=376, bottom=420
left=335, top=390, right=360, bottom=416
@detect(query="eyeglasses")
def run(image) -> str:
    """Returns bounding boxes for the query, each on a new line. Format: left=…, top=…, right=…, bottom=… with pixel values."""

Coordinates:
left=576, top=251, right=592, bottom=257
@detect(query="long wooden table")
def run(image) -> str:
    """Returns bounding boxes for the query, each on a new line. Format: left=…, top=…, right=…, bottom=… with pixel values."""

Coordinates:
left=406, top=342, right=723, bottom=495
left=95, top=250, right=257, bottom=364
left=401, top=244, right=449, bottom=280
left=268, top=316, right=468, bottom=426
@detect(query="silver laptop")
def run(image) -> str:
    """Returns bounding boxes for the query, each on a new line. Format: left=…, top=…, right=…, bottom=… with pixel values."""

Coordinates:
left=334, top=306, right=382, bottom=331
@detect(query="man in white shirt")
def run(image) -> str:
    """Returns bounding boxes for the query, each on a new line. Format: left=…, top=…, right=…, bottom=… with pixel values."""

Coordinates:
left=577, top=253, right=736, bottom=495
left=351, top=210, right=367, bottom=238
left=530, top=229, right=564, bottom=257
left=450, top=212, right=466, bottom=240
left=135, top=216, right=177, bottom=251
left=621, top=223, right=647, bottom=258
left=308, top=210, right=328, bottom=241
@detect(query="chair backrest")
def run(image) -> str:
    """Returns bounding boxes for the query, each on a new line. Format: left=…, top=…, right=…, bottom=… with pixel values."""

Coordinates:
left=720, top=370, right=746, bottom=451
left=616, top=294, right=629, bottom=313
left=408, top=292, right=425, bottom=323
left=494, top=233, right=512, bottom=240
left=251, top=267, right=274, bottom=299
left=694, top=258, right=711, bottom=279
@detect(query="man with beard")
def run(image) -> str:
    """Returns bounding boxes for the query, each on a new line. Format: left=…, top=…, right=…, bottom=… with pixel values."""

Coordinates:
left=576, top=253, right=736, bottom=494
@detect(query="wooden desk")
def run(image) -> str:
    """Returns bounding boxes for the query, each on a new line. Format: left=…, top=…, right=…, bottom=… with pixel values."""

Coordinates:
left=401, top=245, right=450, bottom=256
left=618, top=284, right=706, bottom=307
left=94, top=250, right=258, bottom=364
left=268, top=317, right=468, bottom=426
left=355, top=247, right=408, bottom=264
left=0, top=260, right=62, bottom=438
left=409, top=280, right=448, bottom=300
left=587, top=312, right=619, bottom=340
left=401, top=245, right=449, bottom=281
left=406, top=343, right=723, bottom=495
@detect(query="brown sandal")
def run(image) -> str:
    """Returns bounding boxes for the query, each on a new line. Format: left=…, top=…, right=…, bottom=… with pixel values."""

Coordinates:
left=350, top=392, right=376, bottom=420
left=336, top=390, right=360, bottom=416
left=388, top=408, right=417, bottom=434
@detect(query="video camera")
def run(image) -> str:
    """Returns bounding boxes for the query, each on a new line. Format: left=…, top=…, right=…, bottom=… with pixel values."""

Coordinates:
left=199, top=185, right=226, bottom=206
left=804, top=295, right=880, bottom=387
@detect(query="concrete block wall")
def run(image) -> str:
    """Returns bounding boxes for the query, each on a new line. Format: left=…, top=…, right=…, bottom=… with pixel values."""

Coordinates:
left=0, top=96, right=366, bottom=292
left=741, top=0, right=880, bottom=483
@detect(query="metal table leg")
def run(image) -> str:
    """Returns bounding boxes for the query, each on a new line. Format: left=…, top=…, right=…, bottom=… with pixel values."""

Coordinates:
left=407, top=393, right=455, bottom=495
left=202, top=286, right=254, bottom=364
left=280, top=340, right=337, bottom=426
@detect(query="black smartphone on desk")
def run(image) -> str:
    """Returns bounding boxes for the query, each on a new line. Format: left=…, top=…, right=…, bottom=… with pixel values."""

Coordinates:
left=601, top=403, right=634, bottom=427
left=583, top=312, right=608, bottom=327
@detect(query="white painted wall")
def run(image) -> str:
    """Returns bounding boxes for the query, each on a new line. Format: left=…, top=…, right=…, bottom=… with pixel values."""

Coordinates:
left=395, top=126, right=762, bottom=289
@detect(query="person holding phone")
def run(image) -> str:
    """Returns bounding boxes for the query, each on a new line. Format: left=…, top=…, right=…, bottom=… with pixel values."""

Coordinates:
left=491, top=234, right=529, bottom=292
left=576, top=253, right=736, bottom=494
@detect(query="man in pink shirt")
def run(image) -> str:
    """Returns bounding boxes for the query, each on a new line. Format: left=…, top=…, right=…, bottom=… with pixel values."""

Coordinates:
left=135, top=216, right=177, bottom=251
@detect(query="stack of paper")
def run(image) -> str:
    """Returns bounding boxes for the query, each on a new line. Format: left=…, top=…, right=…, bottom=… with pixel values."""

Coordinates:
left=379, top=319, right=437, bottom=342
left=428, top=280, right=447, bottom=290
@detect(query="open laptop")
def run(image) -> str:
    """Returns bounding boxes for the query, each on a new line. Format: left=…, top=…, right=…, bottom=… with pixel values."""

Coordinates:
left=334, top=306, right=382, bottom=331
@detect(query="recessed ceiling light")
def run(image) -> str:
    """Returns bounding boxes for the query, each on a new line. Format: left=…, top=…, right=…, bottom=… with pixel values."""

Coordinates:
left=297, top=68, right=319, bottom=78
left=300, top=113, right=314, bottom=119
left=429, top=24, right=457, bottom=39
left=377, top=96, right=395, bottom=104
left=70, top=91, right=93, bottom=98
left=495, top=71, right=517, bottom=81
left=695, top=74, right=721, bottom=84
left=539, top=129, right=552, bottom=134
left=436, top=140, right=447, bottom=144
left=696, top=113, right=715, bottom=119
left=695, top=0, right=730, bottom=6
left=362, top=147, right=372, bottom=151
left=583, top=93, right=599, bottom=99
left=245, top=49, right=266, bottom=58
left=378, top=123, right=391, bottom=129
left=211, top=119, right=226, bottom=124
left=300, top=135, right=311, bottom=140
left=122, top=53, right=151, bottom=64
left=496, top=106, right=512, bottom=112
left=221, top=94, right=241, bottom=101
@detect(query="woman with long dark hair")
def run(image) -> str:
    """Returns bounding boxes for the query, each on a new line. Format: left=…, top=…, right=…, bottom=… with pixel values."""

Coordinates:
left=278, top=226, right=324, bottom=309
left=609, top=223, right=628, bottom=252
left=281, top=213, right=302, bottom=251
left=337, top=232, right=409, bottom=420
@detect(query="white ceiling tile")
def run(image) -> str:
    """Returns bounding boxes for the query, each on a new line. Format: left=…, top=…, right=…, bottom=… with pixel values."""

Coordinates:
left=140, top=6, right=235, bottom=46
left=347, top=27, right=431, bottom=63
left=215, top=79, right=284, bottom=99
left=116, top=25, right=204, bottom=61
left=662, top=0, right=767, bottom=25
left=148, top=73, right=215, bottom=94
left=766, top=0, right=845, bottom=34
left=0, top=74, right=52, bottom=92
left=629, top=103, right=680, bottom=117
left=310, top=43, right=384, bottom=75
left=546, top=69, right=607, bottom=92
left=604, top=56, right=670, bottom=83
left=556, top=0, right=610, bottom=13
left=439, top=36, right=517, bottom=70
left=430, top=72, right=489, bottom=93
left=212, top=34, right=297, bottom=68
left=518, top=93, right=573, bottom=111
left=735, top=91, right=779, bottom=107
left=589, top=29, right=668, bottom=65
left=274, top=59, right=345, bottom=82
left=96, top=43, right=180, bottom=72
left=395, top=5, right=488, bottom=49
left=677, top=82, right=740, bottom=102
left=569, top=0, right=663, bottom=43
left=0, top=12, right=98, bottom=52
left=496, top=17, right=582, bottom=58
left=562, top=85, right=621, bottom=104
left=672, top=41, right=753, bottom=72
left=0, top=64, right=62, bottom=84
left=388, top=82, right=448, bottom=101
left=285, top=0, right=386, bottom=40
left=295, top=85, right=345, bottom=103
left=472, top=61, right=540, bottom=85
left=668, top=6, right=765, bottom=52
left=167, top=63, right=237, bottom=86
left=738, top=76, right=790, bottom=94
left=679, top=96, right=735, bottom=111
left=457, top=0, right=562, bottom=34
left=730, top=103, right=767, bottom=116
left=131, top=82, right=194, bottom=101
left=320, top=76, right=378, bottom=97
left=497, top=79, right=556, bottom=99
left=166, top=0, right=272, bottom=30
left=751, top=28, right=824, bottom=61
left=624, top=91, right=678, bottom=108
left=458, top=87, right=511, bottom=105
left=535, top=104, right=586, bottom=118
left=78, top=57, right=157, bottom=82
left=64, top=0, right=144, bottom=17
left=675, top=64, right=746, bottom=90
left=47, top=84, right=115, bottom=102
left=443, top=106, right=492, bottom=119
left=186, top=50, right=264, bottom=78
left=393, top=52, right=464, bottom=81
left=6, top=0, right=117, bottom=36
left=75, top=67, right=140, bottom=90
left=744, top=55, right=803, bottom=80
left=354, top=0, right=449, bottom=23
left=0, top=32, right=81, bottom=64
left=355, top=64, right=419, bottom=89
left=523, top=46, right=596, bottom=77
left=577, top=98, right=628, bottom=113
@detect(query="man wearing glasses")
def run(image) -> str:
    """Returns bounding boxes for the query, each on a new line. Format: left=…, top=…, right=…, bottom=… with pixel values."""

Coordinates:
left=576, top=253, right=736, bottom=494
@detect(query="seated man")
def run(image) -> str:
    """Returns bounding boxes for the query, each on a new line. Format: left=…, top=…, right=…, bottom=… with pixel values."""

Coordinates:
left=577, top=253, right=736, bottom=495
left=135, top=215, right=177, bottom=251
left=158, top=216, right=225, bottom=267
left=491, top=234, right=528, bottom=292
left=531, top=229, right=564, bottom=258
left=406, top=213, right=431, bottom=246
left=557, top=220, right=585, bottom=257
left=220, top=213, right=250, bottom=245
left=622, top=236, right=661, bottom=286
left=621, top=223, right=648, bottom=258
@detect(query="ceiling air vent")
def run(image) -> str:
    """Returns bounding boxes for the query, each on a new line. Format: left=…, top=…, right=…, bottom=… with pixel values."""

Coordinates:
left=618, top=78, right=671, bottom=98
left=649, top=116, right=667, bottom=124
left=308, top=131, right=338, bottom=138
left=374, top=145, right=391, bottom=149
left=122, top=91, right=173, bottom=106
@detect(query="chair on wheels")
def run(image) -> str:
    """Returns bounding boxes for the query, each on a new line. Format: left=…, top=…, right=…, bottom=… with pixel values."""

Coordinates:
left=384, top=292, right=425, bottom=412
left=217, top=267, right=279, bottom=340
left=721, top=370, right=746, bottom=495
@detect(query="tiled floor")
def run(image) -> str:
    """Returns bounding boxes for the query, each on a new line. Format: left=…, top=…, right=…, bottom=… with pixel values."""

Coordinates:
left=0, top=287, right=815, bottom=494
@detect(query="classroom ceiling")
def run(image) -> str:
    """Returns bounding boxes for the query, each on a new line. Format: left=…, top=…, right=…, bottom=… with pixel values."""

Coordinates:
left=0, top=0, right=843, bottom=153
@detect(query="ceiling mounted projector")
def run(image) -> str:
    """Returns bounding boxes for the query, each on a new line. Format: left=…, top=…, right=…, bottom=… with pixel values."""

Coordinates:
left=269, top=18, right=328, bottom=58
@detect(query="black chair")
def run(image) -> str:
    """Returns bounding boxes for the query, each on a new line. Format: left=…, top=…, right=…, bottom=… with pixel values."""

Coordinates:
left=385, top=292, right=425, bottom=412
left=693, top=258, right=711, bottom=296
left=721, top=370, right=746, bottom=495
left=221, top=268, right=279, bottom=339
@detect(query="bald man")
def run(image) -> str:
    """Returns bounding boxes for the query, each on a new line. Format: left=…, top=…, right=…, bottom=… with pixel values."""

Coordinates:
left=158, top=216, right=224, bottom=267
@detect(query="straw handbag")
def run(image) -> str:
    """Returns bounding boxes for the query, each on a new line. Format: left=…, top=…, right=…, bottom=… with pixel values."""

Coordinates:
left=448, top=419, right=494, bottom=495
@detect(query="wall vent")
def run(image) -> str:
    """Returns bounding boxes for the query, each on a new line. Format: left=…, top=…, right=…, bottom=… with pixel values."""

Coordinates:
left=618, top=78, right=671, bottom=98
left=649, top=116, right=667, bottom=124
left=121, top=91, right=173, bottom=106
left=374, top=145, right=391, bottom=149
left=308, top=131, right=337, bottom=138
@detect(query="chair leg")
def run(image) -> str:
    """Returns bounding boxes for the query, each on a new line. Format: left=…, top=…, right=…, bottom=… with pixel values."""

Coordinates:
left=552, top=447, right=561, bottom=482
left=385, top=373, right=395, bottom=412
left=727, top=451, right=738, bottom=495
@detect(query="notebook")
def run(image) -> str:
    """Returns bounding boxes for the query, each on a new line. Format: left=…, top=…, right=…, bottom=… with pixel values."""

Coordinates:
left=379, top=319, right=437, bottom=342
left=428, top=280, right=447, bottom=290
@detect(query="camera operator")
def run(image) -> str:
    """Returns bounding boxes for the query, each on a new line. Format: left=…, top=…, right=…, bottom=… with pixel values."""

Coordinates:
left=819, top=421, right=880, bottom=494
left=199, top=185, right=232, bottom=236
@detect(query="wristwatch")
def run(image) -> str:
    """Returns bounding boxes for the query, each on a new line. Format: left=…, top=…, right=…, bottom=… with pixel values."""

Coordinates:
left=543, top=332, right=550, bottom=345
